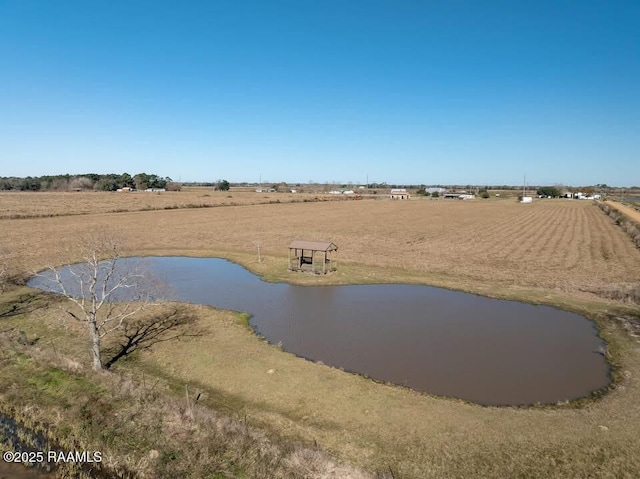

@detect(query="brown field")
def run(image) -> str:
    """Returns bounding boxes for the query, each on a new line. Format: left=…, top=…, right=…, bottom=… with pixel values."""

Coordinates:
left=3, top=194, right=640, bottom=300
left=2, top=193, right=640, bottom=478
left=0, top=188, right=346, bottom=220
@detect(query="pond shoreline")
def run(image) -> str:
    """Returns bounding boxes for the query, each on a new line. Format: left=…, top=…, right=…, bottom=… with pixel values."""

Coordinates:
left=28, top=256, right=613, bottom=406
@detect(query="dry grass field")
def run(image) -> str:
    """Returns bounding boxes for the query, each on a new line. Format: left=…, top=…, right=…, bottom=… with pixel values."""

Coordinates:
left=0, top=188, right=340, bottom=220
left=2, top=193, right=640, bottom=477
left=3, top=193, right=640, bottom=301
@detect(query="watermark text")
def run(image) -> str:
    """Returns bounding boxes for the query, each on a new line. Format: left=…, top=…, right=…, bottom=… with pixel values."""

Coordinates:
left=3, top=450, right=102, bottom=464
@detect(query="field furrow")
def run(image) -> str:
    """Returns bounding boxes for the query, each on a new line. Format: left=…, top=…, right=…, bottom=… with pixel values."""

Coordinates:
left=3, top=195, right=640, bottom=298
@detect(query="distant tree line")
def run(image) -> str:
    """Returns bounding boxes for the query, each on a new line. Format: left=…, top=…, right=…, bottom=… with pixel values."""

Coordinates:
left=0, top=173, right=179, bottom=192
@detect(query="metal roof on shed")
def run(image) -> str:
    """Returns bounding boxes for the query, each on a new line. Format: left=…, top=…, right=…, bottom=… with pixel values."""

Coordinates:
left=288, top=240, right=338, bottom=251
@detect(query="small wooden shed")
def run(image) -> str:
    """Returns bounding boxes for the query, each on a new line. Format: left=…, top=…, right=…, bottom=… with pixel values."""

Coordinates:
left=288, top=240, right=338, bottom=274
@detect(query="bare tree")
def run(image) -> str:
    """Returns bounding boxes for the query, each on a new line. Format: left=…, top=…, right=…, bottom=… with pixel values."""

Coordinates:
left=37, top=233, right=167, bottom=371
left=69, top=176, right=95, bottom=190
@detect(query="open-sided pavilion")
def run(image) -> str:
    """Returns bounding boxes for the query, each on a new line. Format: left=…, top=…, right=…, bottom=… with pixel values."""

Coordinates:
left=288, top=240, right=338, bottom=274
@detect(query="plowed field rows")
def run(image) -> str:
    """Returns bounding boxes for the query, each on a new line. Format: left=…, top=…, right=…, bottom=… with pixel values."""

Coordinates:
left=3, top=196, right=639, bottom=298
left=0, top=189, right=334, bottom=219
left=3, top=194, right=640, bottom=479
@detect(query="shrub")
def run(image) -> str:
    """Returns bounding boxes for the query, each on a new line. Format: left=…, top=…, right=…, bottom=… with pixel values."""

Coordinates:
left=215, top=180, right=230, bottom=191
left=536, top=186, right=561, bottom=197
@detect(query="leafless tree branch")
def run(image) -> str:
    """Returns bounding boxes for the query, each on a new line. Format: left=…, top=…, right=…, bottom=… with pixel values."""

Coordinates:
left=33, top=232, right=170, bottom=371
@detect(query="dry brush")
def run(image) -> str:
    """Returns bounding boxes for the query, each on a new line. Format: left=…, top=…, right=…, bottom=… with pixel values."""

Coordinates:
left=597, top=200, right=640, bottom=248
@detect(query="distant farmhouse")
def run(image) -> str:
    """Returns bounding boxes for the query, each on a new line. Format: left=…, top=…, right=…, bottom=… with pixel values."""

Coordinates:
left=560, top=191, right=601, bottom=200
left=390, top=188, right=410, bottom=200
left=443, top=192, right=475, bottom=200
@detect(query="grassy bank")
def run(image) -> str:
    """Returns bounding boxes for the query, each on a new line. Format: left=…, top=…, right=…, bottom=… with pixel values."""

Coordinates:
left=2, top=273, right=640, bottom=478
left=0, top=288, right=377, bottom=479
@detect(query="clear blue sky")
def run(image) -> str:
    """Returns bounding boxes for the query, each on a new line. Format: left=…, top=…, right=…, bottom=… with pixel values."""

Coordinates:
left=1, top=1, right=638, bottom=186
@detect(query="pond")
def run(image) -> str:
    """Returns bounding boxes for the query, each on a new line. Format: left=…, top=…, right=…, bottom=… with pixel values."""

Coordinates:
left=28, top=257, right=610, bottom=406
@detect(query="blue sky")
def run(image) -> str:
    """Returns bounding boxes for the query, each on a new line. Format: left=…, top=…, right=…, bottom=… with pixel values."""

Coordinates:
left=0, top=1, right=638, bottom=186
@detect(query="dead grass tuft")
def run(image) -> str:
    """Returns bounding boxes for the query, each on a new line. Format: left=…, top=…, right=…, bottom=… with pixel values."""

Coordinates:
left=586, top=283, right=640, bottom=304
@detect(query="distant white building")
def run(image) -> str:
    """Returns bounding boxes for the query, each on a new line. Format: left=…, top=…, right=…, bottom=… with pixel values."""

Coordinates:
left=443, top=193, right=475, bottom=200
left=390, top=188, right=410, bottom=200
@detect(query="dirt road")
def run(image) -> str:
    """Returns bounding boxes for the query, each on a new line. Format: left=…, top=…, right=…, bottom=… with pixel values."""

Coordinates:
left=609, top=200, right=640, bottom=223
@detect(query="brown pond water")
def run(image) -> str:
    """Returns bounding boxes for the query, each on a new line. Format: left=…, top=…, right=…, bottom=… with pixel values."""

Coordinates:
left=29, top=257, right=611, bottom=406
